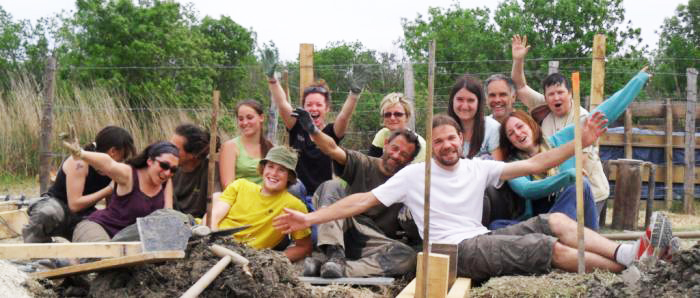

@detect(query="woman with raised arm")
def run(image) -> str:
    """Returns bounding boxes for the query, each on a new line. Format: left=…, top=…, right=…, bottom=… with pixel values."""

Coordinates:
left=447, top=74, right=504, bottom=160
left=61, top=135, right=179, bottom=242
left=219, top=100, right=273, bottom=188
left=263, top=49, right=361, bottom=195
left=23, top=126, right=136, bottom=243
left=367, top=92, right=427, bottom=163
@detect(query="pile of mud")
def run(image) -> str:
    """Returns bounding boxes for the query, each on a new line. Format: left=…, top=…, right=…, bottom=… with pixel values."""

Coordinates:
left=586, top=241, right=700, bottom=297
left=37, top=237, right=396, bottom=297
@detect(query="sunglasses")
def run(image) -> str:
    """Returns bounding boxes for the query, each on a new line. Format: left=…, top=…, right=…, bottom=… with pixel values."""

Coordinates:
left=304, top=86, right=328, bottom=95
left=155, top=159, right=178, bottom=174
left=383, top=112, right=406, bottom=118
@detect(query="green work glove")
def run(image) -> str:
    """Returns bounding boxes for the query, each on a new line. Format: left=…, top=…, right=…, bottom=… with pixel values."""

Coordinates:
left=291, top=107, right=319, bottom=135
left=260, top=47, right=279, bottom=80
left=346, top=64, right=369, bottom=95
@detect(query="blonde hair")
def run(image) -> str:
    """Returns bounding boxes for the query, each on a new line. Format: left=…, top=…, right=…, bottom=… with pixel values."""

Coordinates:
left=379, top=92, right=412, bottom=118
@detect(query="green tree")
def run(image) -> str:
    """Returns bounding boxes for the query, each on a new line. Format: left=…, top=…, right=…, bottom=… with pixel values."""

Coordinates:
left=0, top=6, right=25, bottom=90
left=653, top=0, right=700, bottom=98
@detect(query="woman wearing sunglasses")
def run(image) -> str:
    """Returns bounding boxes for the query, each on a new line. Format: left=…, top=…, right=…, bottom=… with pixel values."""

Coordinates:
left=367, top=92, right=426, bottom=163
left=23, top=126, right=136, bottom=244
left=61, top=138, right=180, bottom=242
left=447, top=74, right=504, bottom=160
left=268, top=79, right=359, bottom=196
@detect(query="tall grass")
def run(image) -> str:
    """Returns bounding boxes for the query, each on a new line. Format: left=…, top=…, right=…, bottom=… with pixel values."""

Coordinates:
left=0, top=75, right=233, bottom=177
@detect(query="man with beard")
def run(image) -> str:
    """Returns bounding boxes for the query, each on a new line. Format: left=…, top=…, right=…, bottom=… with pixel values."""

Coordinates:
left=291, top=108, right=420, bottom=278
left=274, top=114, right=678, bottom=283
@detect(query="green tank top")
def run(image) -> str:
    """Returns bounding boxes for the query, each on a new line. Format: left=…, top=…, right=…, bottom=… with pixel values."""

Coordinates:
left=234, top=137, right=262, bottom=184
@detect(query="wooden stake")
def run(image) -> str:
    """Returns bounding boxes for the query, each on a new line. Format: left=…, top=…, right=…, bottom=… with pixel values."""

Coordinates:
left=589, top=34, right=606, bottom=110
left=624, top=108, right=633, bottom=159
left=572, top=71, right=585, bottom=274
left=421, top=39, right=437, bottom=298
left=206, top=90, right=220, bottom=228
left=299, top=44, right=314, bottom=105
left=39, top=56, right=57, bottom=194
left=665, top=97, right=674, bottom=209
left=684, top=68, right=697, bottom=215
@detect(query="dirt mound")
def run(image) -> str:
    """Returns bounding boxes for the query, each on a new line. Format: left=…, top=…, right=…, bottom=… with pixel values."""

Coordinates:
left=39, top=237, right=396, bottom=297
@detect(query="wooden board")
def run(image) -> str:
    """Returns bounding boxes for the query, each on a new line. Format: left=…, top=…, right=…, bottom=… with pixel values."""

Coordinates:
left=415, top=253, right=449, bottom=298
left=0, top=210, right=28, bottom=239
left=298, top=276, right=394, bottom=285
left=397, top=277, right=472, bottom=298
left=599, top=133, right=700, bottom=149
left=607, top=164, right=700, bottom=184
left=0, top=202, right=20, bottom=212
left=0, top=242, right=142, bottom=259
left=626, top=101, right=700, bottom=118
left=298, top=43, right=314, bottom=104
left=33, top=250, right=185, bottom=279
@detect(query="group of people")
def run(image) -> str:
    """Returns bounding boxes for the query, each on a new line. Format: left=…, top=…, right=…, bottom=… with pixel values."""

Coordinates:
left=21, top=35, right=678, bottom=283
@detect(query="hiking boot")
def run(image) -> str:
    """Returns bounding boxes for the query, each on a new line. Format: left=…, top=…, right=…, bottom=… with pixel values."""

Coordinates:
left=320, top=258, right=346, bottom=278
left=634, top=212, right=673, bottom=261
left=302, top=256, right=324, bottom=276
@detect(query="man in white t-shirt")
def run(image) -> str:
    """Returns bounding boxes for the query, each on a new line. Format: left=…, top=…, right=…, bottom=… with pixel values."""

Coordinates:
left=511, top=34, right=609, bottom=215
left=274, top=114, right=676, bottom=281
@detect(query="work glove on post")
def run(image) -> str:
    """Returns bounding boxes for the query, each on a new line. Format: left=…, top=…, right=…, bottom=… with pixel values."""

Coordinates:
left=59, top=124, right=82, bottom=160
left=291, top=107, right=320, bottom=135
left=260, top=47, right=279, bottom=81
left=346, top=64, right=369, bottom=95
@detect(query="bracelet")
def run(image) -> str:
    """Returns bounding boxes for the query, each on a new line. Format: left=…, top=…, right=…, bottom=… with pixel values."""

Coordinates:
left=268, top=78, right=277, bottom=84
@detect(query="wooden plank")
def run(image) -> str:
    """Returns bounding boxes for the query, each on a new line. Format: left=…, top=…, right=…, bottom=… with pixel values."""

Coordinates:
left=299, top=43, right=314, bottom=105
left=607, top=164, right=700, bottom=184
left=416, top=252, right=449, bottom=298
left=604, top=231, right=700, bottom=240
left=572, top=71, right=585, bottom=274
left=33, top=250, right=185, bottom=279
left=421, top=40, right=437, bottom=298
left=666, top=97, right=675, bottom=209
left=599, top=133, right=699, bottom=148
left=589, top=34, right=605, bottom=110
left=627, top=101, right=700, bottom=118
left=446, top=278, right=471, bottom=298
left=624, top=109, right=633, bottom=158
left=684, top=68, right=697, bottom=214
left=0, top=242, right=143, bottom=259
left=0, top=210, right=28, bottom=238
left=298, top=277, right=394, bottom=286
left=0, top=202, right=20, bottom=212
left=396, top=278, right=417, bottom=298
left=645, top=164, right=657, bottom=228
left=432, top=243, right=457, bottom=289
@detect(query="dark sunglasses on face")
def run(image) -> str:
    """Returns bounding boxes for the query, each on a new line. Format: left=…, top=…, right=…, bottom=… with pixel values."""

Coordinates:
left=383, top=112, right=406, bottom=118
left=304, top=86, right=328, bottom=94
left=155, top=159, right=178, bottom=174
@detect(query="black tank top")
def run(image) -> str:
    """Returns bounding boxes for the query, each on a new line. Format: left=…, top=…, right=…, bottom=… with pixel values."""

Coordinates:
left=47, top=158, right=112, bottom=216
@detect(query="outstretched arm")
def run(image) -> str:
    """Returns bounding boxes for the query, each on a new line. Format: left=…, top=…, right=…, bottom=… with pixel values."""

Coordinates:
left=273, top=191, right=381, bottom=234
left=292, top=108, right=348, bottom=164
left=508, top=168, right=576, bottom=200
left=511, top=35, right=546, bottom=109
left=501, top=112, right=607, bottom=181
left=268, top=79, right=297, bottom=129
left=333, top=92, right=359, bottom=138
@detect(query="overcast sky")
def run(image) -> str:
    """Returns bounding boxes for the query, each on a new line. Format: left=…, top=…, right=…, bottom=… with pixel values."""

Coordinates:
left=0, top=0, right=687, bottom=61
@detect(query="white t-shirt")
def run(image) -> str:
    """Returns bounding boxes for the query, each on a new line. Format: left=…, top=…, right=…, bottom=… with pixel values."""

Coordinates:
left=463, top=116, right=501, bottom=158
left=372, top=158, right=505, bottom=244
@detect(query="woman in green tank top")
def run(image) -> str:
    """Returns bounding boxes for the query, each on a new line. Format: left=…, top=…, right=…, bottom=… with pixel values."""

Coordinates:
left=219, top=100, right=273, bottom=187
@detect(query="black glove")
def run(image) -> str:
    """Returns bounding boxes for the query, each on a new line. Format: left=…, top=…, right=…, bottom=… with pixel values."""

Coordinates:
left=260, top=47, right=278, bottom=80
left=291, top=107, right=319, bottom=135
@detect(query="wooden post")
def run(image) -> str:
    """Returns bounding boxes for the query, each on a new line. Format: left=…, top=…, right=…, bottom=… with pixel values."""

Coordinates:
left=548, top=61, right=559, bottom=75
left=421, top=39, right=436, bottom=298
left=589, top=34, right=606, bottom=110
left=645, top=163, right=657, bottom=228
left=624, top=108, right=633, bottom=159
left=299, top=44, right=314, bottom=105
left=665, top=97, right=674, bottom=209
left=205, top=91, right=220, bottom=228
left=404, top=61, right=416, bottom=130
left=267, top=71, right=280, bottom=143
left=572, top=72, right=585, bottom=274
left=610, top=159, right=644, bottom=230
left=684, top=68, right=698, bottom=214
left=39, top=56, right=57, bottom=194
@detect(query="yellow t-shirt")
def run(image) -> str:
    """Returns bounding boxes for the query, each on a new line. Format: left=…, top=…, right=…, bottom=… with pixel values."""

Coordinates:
left=218, top=179, right=311, bottom=249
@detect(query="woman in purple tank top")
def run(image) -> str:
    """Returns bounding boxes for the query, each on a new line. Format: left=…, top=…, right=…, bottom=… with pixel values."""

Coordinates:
left=60, top=135, right=180, bottom=241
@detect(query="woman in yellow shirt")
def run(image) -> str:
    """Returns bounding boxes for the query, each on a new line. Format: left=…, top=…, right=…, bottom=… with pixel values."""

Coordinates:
left=209, top=146, right=312, bottom=262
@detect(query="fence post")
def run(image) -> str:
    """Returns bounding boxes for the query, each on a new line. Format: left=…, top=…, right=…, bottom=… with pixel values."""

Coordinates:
left=684, top=68, right=698, bottom=214
left=404, top=61, right=416, bottom=130
left=299, top=44, right=314, bottom=106
left=548, top=61, right=559, bottom=75
left=39, top=56, right=57, bottom=194
left=665, top=97, right=674, bottom=209
left=624, top=108, right=633, bottom=159
left=205, top=90, right=220, bottom=228
left=267, top=71, right=280, bottom=144
left=589, top=34, right=606, bottom=110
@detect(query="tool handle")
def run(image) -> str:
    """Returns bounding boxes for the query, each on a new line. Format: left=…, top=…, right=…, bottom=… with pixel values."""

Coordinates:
left=180, top=255, right=232, bottom=298
left=210, top=244, right=249, bottom=266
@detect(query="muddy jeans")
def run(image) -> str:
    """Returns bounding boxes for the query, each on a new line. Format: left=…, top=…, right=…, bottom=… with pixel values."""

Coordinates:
left=23, top=197, right=87, bottom=243
left=314, top=180, right=416, bottom=277
left=458, top=214, right=557, bottom=282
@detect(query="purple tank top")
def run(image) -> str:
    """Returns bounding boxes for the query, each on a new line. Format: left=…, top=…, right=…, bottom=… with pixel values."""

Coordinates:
left=88, top=168, right=165, bottom=237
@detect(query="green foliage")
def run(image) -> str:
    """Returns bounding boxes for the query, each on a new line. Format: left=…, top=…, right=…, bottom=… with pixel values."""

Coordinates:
left=653, top=0, right=700, bottom=98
